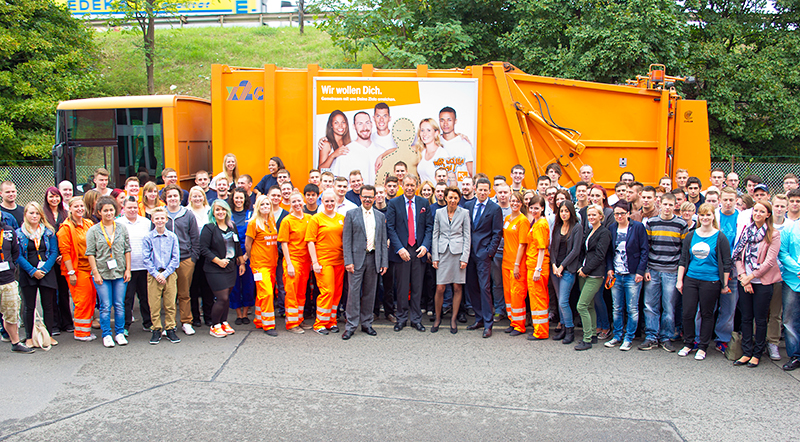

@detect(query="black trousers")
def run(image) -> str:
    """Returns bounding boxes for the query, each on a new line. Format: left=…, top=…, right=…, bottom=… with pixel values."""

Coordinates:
left=22, top=285, right=56, bottom=340
left=681, top=276, right=720, bottom=351
left=738, top=281, right=773, bottom=359
left=393, top=247, right=424, bottom=326
left=374, top=262, right=395, bottom=317
left=190, top=257, right=213, bottom=324
left=53, top=266, right=73, bottom=331
left=125, top=270, right=151, bottom=329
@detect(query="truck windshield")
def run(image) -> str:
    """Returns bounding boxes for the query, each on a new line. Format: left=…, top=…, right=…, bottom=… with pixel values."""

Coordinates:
left=58, top=108, right=164, bottom=192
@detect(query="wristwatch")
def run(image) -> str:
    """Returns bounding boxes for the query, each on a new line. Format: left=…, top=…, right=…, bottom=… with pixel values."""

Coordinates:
left=536, top=267, right=543, bottom=272
left=67, top=270, right=76, bottom=276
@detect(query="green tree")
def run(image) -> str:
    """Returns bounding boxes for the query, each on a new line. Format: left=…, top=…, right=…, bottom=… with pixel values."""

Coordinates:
left=111, top=0, right=180, bottom=94
left=500, top=0, right=689, bottom=84
left=314, top=0, right=514, bottom=68
left=681, top=0, right=800, bottom=159
left=0, top=0, right=99, bottom=159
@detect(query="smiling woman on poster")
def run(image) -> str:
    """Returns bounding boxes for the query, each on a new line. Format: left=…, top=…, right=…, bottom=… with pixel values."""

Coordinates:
left=414, top=119, right=450, bottom=185
left=318, top=110, right=352, bottom=170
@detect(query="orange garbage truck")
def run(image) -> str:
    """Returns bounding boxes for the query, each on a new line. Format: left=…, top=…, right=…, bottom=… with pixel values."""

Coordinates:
left=54, top=62, right=709, bottom=192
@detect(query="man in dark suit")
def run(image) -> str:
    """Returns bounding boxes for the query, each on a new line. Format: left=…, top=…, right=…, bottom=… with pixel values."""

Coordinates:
left=386, top=175, right=432, bottom=332
left=464, top=177, right=503, bottom=337
left=342, top=185, right=388, bottom=340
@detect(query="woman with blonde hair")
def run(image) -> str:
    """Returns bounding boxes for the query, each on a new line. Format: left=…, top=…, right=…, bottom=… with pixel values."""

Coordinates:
left=246, top=195, right=280, bottom=336
left=82, top=189, right=100, bottom=222
left=211, top=153, right=239, bottom=191
left=58, top=197, right=97, bottom=341
left=188, top=185, right=213, bottom=326
left=16, top=202, right=60, bottom=346
left=420, top=181, right=436, bottom=204
left=413, top=119, right=450, bottom=185
left=138, top=181, right=164, bottom=218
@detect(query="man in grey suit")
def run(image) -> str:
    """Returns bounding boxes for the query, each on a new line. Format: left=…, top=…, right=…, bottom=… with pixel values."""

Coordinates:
left=342, top=185, right=388, bottom=340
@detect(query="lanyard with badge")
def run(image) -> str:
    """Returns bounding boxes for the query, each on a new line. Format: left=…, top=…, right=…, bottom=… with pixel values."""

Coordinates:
left=0, top=232, right=8, bottom=272
left=33, top=235, right=46, bottom=269
left=101, top=223, right=118, bottom=269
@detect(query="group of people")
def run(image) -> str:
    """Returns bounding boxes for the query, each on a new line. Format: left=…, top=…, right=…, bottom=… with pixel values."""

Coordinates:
left=1, top=150, right=799, bottom=373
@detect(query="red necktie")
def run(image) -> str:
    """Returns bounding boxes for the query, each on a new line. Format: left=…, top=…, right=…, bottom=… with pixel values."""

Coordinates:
left=407, top=198, right=415, bottom=247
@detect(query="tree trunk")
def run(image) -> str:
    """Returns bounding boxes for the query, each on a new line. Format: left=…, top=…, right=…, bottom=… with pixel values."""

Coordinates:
left=298, top=0, right=304, bottom=34
left=145, top=0, right=156, bottom=94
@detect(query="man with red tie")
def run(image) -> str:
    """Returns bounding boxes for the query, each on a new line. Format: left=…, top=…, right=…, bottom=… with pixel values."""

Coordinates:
left=386, top=175, right=433, bottom=332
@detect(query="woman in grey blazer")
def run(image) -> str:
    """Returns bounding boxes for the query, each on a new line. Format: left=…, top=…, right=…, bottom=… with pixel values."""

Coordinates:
left=431, top=187, right=471, bottom=333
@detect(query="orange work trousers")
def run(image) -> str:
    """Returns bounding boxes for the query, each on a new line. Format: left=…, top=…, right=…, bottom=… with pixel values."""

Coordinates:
left=252, top=266, right=277, bottom=331
left=70, top=270, right=97, bottom=338
left=503, top=266, right=528, bottom=333
left=314, top=264, right=344, bottom=330
left=527, top=268, right=550, bottom=339
left=284, top=258, right=311, bottom=330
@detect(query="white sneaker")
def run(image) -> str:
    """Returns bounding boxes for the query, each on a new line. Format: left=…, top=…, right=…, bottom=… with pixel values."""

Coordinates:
left=103, top=335, right=115, bottom=348
left=115, top=333, right=128, bottom=346
left=74, top=334, right=97, bottom=342
left=182, top=323, right=196, bottom=335
left=620, top=341, right=632, bottom=351
left=768, top=343, right=781, bottom=361
left=695, top=349, right=706, bottom=360
left=604, top=338, right=621, bottom=348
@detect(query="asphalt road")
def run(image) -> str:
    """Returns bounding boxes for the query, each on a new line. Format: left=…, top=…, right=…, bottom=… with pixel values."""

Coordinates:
left=1, top=313, right=798, bottom=441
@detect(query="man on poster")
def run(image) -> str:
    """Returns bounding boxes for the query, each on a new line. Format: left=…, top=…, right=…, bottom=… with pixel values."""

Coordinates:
left=330, top=112, right=374, bottom=185
left=439, top=107, right=474, bottom=183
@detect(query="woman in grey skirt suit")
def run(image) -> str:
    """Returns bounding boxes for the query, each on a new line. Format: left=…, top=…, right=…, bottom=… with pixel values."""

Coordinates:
left=431, top=186, right=471, bottom=333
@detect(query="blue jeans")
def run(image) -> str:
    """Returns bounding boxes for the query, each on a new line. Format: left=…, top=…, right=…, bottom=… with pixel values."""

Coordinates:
left=553, top=271, right=576, bottom=328
left=595, top=287, right=610, bottom=330
left=643, top=270, right=678, bottom=342
left=783, top=282, right=800, bottom=359
left=611, top=273, right=642, bottom=342
left=95, top=278, right=127, bottom=338
left=711, top=277, right=739, bottom=342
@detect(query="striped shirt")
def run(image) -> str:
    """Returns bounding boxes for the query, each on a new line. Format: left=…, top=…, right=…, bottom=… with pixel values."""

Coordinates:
left=646, top=215, right=688, bottom=272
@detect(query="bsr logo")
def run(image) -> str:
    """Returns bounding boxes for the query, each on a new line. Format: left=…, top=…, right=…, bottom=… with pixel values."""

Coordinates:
left=227, top=81, right=264, bottom=101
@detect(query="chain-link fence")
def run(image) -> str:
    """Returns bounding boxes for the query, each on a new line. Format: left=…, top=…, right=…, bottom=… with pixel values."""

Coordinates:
left=711, top=156, right=800, bottom=194
left=0, top=163, right=55, bottom=206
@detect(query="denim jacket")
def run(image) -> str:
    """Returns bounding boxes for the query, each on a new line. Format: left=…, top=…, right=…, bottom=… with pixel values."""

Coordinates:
left=15, top=226, right=58, bottom=277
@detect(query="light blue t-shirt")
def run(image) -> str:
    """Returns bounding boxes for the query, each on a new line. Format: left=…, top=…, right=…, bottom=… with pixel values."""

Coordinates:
left=719, top=210, right=738, bottom=252
left=687, top=231, right=719, bottom=282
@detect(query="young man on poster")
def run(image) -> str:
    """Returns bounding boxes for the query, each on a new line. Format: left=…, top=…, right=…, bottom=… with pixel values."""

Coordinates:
left=371, top=103, right=397, bottom=170
left=330, top=112, right=372, bottom=185
left=438, top=107, right=474, bottom=183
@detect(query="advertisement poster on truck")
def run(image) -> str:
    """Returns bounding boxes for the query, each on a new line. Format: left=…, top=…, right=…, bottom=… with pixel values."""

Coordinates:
left=313, top=77, right=479, bottom=187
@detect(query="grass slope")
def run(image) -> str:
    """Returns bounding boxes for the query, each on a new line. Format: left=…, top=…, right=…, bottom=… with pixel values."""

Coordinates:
left=96, top=25, right=380, bottom=98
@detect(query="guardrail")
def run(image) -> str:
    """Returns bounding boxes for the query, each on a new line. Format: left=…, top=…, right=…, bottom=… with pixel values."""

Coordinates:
left=86, top=11, right=334, bottom=28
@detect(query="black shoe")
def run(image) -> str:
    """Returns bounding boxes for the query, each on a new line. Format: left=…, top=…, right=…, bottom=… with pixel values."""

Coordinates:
left=11, top=342, right=34, bottom=353
left=504, top=326, right=514, bottom=334
left=450, top=325, right=458, bottom=334
left=412, top=322, right=426, bottom=332
left=457, top=312, right=467, bottom=323
left=552, top=327, right=566, bottom=341
left=361, top=326, right=377, bottom=336
left=431, top=325, right=439, bottom=333
left=330, top=325, right=340, bottom=333
left=482, top=328, right=492, bottom=338
left=575, top=341, right=592, bottom=351
left=51, top=328, right=61, bottom=336
left=149, top=330, right=162, bottom=345
left=562, top=327, right=575, bottom=345
left=394, top=322, right=404, bottom=332
left=783, top=357, right=800, bottom=371
left=192, top=320, right=201, bottom=327
left=527, top=333, right=545, bottom=341
left=242, top=317, right=250, bottom=325
left=509, top=329, right=523, bottom=336
left=466, top=322, right=484, bottom=331
left=234, top=317, right=244, bottom=325
left=466, top=308, right=475, bottom=317
left=342, top=330, right=354, bottom=340
left=64, top=326, right=75, bottom=333
left=591, top=335, right=598, bottom=344
left=204, top=319, right=213, bottom=326
left=264, top=329, right=278, bottom=337
left=166, top=329, right=181, bottom=343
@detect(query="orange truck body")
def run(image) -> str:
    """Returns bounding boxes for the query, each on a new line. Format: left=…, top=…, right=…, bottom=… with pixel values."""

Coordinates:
left=211, top=62, right=709, bottom=191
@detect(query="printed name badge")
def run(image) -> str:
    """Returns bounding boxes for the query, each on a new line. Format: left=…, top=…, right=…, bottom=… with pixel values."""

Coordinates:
left=504, top=221, right=510, bottom=229
left=107, top=260, right=118, bottom=269
left=37, top=262, right=46, bottom=269
left=0, top=262, right=9, bottom=272
left=253, top=272, right=263, bottom=282
left=233, top=234, right=239, bottom=242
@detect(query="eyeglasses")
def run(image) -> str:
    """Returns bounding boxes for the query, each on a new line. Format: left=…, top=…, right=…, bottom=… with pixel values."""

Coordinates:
left=613, top=212, right=627, bottom=217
